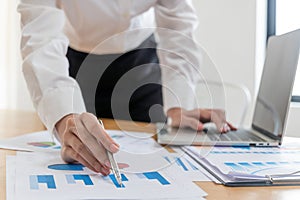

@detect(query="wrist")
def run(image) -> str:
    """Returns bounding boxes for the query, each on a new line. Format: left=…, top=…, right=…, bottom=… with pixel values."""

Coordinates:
left=167, top=107, right=184, bottom=118
left=55, top=114, right=76, bottom=140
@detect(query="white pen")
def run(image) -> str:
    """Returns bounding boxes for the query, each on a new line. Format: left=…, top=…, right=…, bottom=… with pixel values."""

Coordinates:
left=98, top=119, right=122, bottom=186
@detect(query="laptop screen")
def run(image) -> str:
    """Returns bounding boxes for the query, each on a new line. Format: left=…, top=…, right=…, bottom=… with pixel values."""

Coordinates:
left=252, top=29, right=300, bottom=138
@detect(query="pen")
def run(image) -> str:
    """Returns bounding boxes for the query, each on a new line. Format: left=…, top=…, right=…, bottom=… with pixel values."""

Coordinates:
left=98, top=119, right=122, bottom=186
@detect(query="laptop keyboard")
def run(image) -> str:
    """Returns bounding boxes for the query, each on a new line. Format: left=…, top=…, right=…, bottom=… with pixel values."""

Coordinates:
left=206, top=129, right=265, bottom=142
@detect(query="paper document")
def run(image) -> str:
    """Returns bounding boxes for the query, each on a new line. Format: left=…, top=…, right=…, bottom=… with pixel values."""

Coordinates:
left=4, top=129, right=212, bottom=199
left=0, top=131, right=60, bottom=152
left=184, top=146, right=300, bottom=186
left=12, top=152, right=207, bottom=200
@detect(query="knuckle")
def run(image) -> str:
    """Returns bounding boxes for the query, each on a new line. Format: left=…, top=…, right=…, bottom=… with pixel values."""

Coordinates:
left=69, top=126, right=78, bottom=136
left=79, top=112, right=88, bottom=122
left=66, top=116, right=75, bottom=127
left=80, top=112, right=96, bottom=123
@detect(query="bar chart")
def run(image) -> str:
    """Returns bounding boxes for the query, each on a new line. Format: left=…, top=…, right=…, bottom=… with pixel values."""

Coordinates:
left=28, top=163, right=173, bottom=190
left=29, top=175, right=56, bottom=190
left=224, top=161, right=300, bottom=175
left=66, top=174, right=93, bottom=185
left=163, top=156, right=199, bottom=171
left=210, top=146, right=300, bottom=154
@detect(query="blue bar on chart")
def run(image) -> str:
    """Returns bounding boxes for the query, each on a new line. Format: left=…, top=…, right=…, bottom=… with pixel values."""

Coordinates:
left=136, top=173, right=146, bottom=179
left=238, top=162, right=254, bottom=171
left=65, top=174, right=93, bottom=185
left=142, top=172, right=170, bottom=185
left=163, top=156, right=172, bottom=163
left=48, top=164, right=85, bottom=171
left=279, top=162, right=289, bottom=165
left=252, top=162, right=265, bottom=167
left=108, top=174, right=128, bottom=188
left=106, top=172, right=170, bottom=188
left=175, top=157, right=188, bottom=171
left=266, top=162, right=277, bottom=165
left=184, top=158, right=198, bottom=170
left=224, top=162, right=246, bottom=172
left=30, top=175, right=56, bottom=190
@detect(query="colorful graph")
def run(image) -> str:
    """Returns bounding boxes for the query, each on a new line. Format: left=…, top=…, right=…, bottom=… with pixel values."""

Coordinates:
left=28, top=142, right=56, bottom=148
left=29, top=175, right=56, bottom=189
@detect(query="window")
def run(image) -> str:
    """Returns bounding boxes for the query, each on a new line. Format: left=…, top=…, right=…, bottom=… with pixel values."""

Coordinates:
left=268, top=0, right=300, bottom=102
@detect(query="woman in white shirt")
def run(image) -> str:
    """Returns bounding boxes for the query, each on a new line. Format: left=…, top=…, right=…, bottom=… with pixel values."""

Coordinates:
left=18, top=0, right=235, bottom=175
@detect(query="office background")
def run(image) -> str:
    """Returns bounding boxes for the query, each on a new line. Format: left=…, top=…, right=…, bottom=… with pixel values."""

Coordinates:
left=0, top=0, right=299, bottom=136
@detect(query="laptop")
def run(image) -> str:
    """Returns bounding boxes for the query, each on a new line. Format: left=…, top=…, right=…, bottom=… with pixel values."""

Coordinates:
left=157, top=29, right=300, bottom=147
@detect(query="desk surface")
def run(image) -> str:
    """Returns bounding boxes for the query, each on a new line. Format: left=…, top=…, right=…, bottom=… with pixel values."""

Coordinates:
left=1, top=110, right=300, bottom=200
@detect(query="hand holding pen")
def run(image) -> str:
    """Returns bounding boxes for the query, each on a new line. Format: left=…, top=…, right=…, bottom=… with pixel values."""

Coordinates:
left=55, top=112, right=121, bottom=178
left=99, top=119, right=123, bottom=186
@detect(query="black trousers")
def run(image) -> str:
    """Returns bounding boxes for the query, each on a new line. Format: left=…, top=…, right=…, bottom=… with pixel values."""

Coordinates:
left=67, top=35, right=166, bottom=123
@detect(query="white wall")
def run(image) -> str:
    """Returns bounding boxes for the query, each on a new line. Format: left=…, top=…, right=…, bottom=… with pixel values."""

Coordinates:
left=0, top=0, right=34, bottom=111
left=192, top=0, right=300, bottom=137
left=192, top=0, right=267, bottom=127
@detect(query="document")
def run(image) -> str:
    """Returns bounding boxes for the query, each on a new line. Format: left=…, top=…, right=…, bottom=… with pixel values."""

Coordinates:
left=12, top=151, right=207, bottom=200
left=5, top=129, right=213, bottom=199
left=162, top=146, right=219, bottom=183
left=184, top=146, right=300, bottom=186
left=0, top=131, right=60, bottom=152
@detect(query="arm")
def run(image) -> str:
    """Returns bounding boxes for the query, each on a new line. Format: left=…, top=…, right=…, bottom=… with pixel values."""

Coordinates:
left=18, top=0, right=118, bottom=173
left=18, top=0, right=86, bottom=133
left=155, top=0, right=200, bottom=113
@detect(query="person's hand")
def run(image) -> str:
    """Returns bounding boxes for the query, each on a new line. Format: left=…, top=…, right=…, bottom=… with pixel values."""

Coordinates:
left=167, top=107, right=236, bottom=133
left=55, top=112, right=119, bottom=175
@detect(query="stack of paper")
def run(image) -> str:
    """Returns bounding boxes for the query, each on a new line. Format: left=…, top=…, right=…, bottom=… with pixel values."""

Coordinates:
left=4, top=130, right=209, bottom=200
left=184, top=145, right=300, bottom=186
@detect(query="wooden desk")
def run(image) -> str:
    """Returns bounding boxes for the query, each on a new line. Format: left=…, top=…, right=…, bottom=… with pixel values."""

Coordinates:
left=1, top=110, right=300, bottom=200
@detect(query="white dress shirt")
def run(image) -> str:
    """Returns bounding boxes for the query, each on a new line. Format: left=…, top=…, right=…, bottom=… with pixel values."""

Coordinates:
left=18, top=0, right=202, bottom=133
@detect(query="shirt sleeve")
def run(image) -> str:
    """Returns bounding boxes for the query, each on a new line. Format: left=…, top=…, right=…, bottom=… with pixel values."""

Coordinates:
left=154, top=0, right=202, bottom=113
left=18, top=0, right=86, bottom=134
